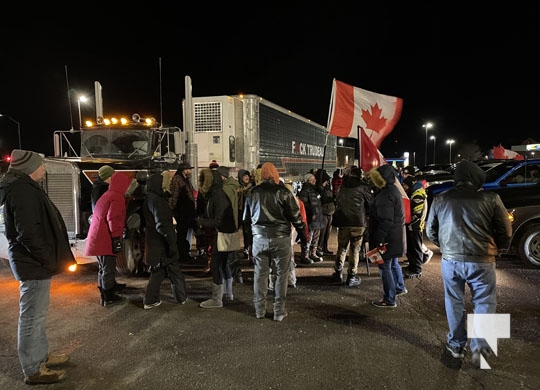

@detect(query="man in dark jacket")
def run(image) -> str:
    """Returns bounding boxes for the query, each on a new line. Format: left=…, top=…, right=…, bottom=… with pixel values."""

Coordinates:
left=331, top=166, right=373, bottom=287
left=142, top=173, right=188, bottom=309
left=0, top=149, right=76, bottom=385
left=315, top=169, right=336, bottom=257
left=368, top=164, right=407, bottom=308
left=244, top=162, right=307, bottom=322
left=298, top=172, right=324, bottom=263
left=426, top=160, right=511, bottom=366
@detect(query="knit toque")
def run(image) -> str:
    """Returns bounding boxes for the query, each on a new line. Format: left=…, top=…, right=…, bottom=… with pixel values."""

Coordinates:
left=9, top=149, right=43, bottom=175
left=98, top=165, right=115, bottom=181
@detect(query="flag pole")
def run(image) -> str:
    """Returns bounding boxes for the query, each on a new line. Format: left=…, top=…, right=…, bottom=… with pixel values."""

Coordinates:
left=321, top=79, right=337, bottom=176
left=357, top=126, right=361, bottom=170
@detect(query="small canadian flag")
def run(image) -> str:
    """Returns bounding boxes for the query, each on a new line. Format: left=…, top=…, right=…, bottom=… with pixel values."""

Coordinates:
left=367, top=248, right=384, bottom=265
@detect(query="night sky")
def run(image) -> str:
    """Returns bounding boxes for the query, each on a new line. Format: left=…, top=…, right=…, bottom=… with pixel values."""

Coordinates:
left=1, top=4, right=537, bottom=167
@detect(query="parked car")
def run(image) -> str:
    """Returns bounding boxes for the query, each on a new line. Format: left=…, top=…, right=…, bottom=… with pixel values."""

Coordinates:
left=427, top=159, right=540, bottom=204
left=420, top=163, right=453, bottom=175
left=488, top=184, right=540, bottom=267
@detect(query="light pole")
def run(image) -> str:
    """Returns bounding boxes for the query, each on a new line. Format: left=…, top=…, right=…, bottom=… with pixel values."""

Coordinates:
left=0, top=113, right=21, bottom=149
left=446, top=139, right=455, bottom=164
left=422, top=122, right=433, bottom=167
left=430, top=135, right=436, bottom=164
left=77, top=96, right=88, bottom=129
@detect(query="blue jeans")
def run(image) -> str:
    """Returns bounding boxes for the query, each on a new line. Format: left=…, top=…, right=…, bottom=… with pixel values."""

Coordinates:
left=377, top=257, right=405, bottom=305
left=441, top=259, right=496, bottom=352
left=18, top=278, right=51, bottom=376
left=252, top=235, right=291, bottom=317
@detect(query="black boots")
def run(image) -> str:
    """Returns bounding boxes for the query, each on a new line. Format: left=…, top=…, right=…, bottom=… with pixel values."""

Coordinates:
left=98, top=287, right=126, bottom=307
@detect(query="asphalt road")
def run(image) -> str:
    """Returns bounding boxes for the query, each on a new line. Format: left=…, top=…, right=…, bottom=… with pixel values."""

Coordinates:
left=0, top=238, right=539, bottom=390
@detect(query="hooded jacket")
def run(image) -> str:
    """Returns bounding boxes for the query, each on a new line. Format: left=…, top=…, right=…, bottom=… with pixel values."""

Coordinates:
left=0, top=170, right=75, bottom=280
left=368, top=164, right=406, bottom=259
left=143, top=173, right=178, bottom=266
left=426, top=160, right=512, bottom=263
left=332, top=175, right=373, bottom=228
left=85, top=172, right=131, bottom=256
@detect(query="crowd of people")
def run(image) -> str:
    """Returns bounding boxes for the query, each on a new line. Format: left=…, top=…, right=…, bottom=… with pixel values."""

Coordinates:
left=0, top=149, right=512, bottom=384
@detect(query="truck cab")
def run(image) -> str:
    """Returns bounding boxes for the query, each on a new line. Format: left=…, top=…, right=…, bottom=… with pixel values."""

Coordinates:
left=1, top=115, right=185, bottom=276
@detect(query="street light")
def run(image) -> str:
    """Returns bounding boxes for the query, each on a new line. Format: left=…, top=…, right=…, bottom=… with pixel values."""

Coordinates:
left=446, top=139, right=455, bottom=164
left=430, top=135, right=436, bottom=164
left=422, top=122, right=433, bottom=167
left=77, top=96, right=88, bottom=129
left=0, top=113, right=22, bottom=149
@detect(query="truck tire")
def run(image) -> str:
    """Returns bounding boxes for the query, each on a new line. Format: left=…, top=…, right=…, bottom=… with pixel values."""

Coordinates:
left=517, top=224, right=540, bottom=267
left=116, top=235, right=142, bottom=276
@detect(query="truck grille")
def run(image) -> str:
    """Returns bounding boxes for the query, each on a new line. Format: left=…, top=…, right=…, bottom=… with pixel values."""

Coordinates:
left=46, top=173, right=76, bottom=234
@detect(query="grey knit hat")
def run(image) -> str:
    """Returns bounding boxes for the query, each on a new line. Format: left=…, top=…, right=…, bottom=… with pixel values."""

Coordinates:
left=9, top=149, right=43, bottom=175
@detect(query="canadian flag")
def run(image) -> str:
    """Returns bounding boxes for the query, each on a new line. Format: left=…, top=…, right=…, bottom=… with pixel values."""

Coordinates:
left=493, top=144, right=524, bottom=160
left=327, top=79, right=403, bottom=148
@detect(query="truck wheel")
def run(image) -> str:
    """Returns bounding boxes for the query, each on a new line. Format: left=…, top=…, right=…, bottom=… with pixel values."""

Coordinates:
left=517, top=224, right=540, bottom=267
left=116, top=234, right=143, bottom=276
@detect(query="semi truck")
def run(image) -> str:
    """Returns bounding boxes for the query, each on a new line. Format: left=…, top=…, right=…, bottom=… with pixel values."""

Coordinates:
left=1, top=89, right=337, bottom=276
left=0, top=106, right=184, bottom=276
left=189, top=94, right=337, bottom=183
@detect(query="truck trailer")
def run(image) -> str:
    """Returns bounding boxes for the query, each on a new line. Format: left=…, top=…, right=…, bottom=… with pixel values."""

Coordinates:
left=189, top=94, right=337, bottom=182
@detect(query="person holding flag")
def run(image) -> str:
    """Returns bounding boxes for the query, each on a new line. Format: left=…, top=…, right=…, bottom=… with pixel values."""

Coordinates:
left=368, top=165, right=407, bottom=308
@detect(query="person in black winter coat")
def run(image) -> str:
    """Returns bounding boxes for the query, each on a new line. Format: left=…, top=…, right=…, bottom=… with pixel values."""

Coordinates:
left=315, top=169, right=336, bottom=257
left=331, top=166, right=373, bottom=287
left=368, top=164, right=407, bottom=308
left=0, top=149, right=76, bottom=385
left=298, top=172, right=324, bottom=264
left=196, top=169, right=237, bottom=308
left=142, top=173, right=188, bottom=309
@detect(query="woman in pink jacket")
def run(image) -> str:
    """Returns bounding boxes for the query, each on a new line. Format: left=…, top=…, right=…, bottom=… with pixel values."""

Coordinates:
left=86, top=172, right=131, bottom=306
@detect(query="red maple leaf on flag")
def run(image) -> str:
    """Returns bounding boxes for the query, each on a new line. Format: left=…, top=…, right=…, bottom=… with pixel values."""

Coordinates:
left=361, top=103, right=387, bottom=133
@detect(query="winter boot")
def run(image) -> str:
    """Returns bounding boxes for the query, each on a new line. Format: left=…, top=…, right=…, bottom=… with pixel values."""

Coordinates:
left=309, top=247, right=323, bottom=262
left=102, top=287, right=126, bottom=307
left=299, top=247, right=314, bottom=266
left=222, top=278, right=234, bottom=301
left=200, top=283, right=223, bottom=308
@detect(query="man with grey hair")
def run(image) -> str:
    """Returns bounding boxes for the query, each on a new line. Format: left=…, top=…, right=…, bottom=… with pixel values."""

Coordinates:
left=0, top=149, right=75, bottom=385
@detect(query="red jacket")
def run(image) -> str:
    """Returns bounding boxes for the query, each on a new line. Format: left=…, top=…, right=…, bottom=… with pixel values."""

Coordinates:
left=85, top=172, right=131, bottom=256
